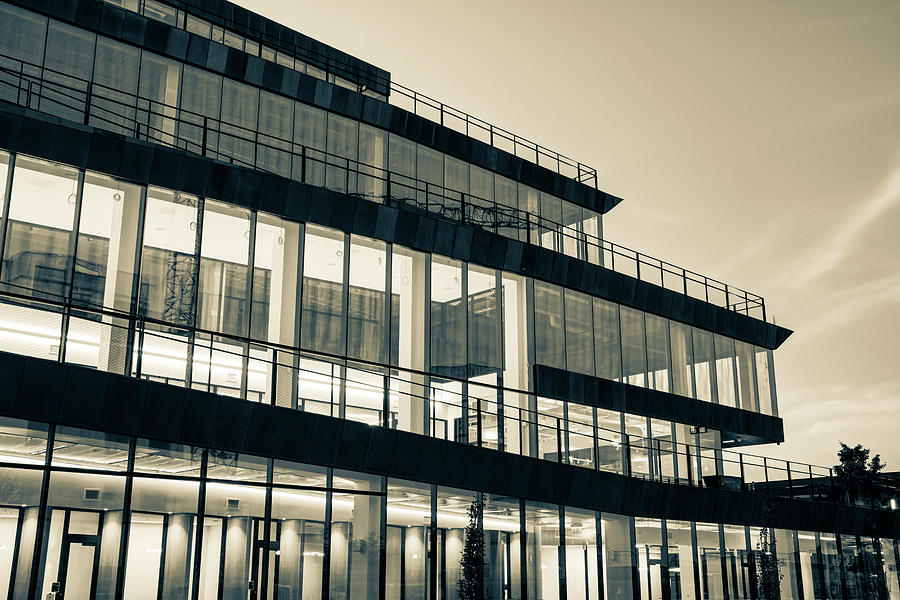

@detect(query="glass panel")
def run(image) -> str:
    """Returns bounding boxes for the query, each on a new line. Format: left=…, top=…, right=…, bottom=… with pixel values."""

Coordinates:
left=565, top=290, right=594, bottom=376
left=525, top=501, right=559, bottom=600
left=533, top=282, right=565, bottom=370
left=72, top=172, right=142, bottom=313
left=257, top=91, right=293, bottom=177
left=3, top=157, right=79, bottom=301
left=416, top=145, right=442, bottom=213
left=430, top=256, right=465, bottom=378
left=388, top=134, right=415, bottom=201
left=735, top=341, right=758, bottom=413
left=561, top=201, right=583, bottom=259
left=714, top=335, right=737, bottom=408
left=669, top=321, right=694, bottom=398
left=602, top=513, right=634, bottom=600
left=134, top=439, right=202, bottom=477
left=620, top=307, right=647, bottom=388
left=271, top=479, right=327, bottom=599
left=667, top=521, right=697, bottom=600
left=348, top=236, right=388, bottom=363
left=755, top=347, right=776, bottom=416
left=539, top=193, right=560, bottom=252
left=252, top=213, right=301, bottom=345
left=137, top=53, right=181, bottom=146
left=178, top=66, right=221, bottom=156
left=596, top=409, right=624, bottom=475
left=0, top=4, right=46, bottom=77
left=696, top=523, right=723, bottom=600
left=301, top=225, right=345, bottom=355
left=357, top=124, right=388, bottom=201
left=593, top=298, right=621, bottom=381
left=468, top=265, right=501, bottom=378
left=775, top=529, right=801, bottom=600
left=198, top=200, right=251, bottom=337
left=0, top=466, right=43, bottom=598
left=330, top=471, right=382, bottom=599
left=386, top=480, right=431, bottom=600
left=645, top=316, right=670, bottom=392
left=126, top=477, right=199, bottom=599
left=40, top=473, right=126, bottom=599
left=484, top=494, right=521, bottom=599
left=325, top=114, right=358, bottom=193
left=52, top=427, right=130, bottom=472
left=390, top=246, right=427, bottom=435
left=722, top=524, right=750, bottom=600
left=219, top=79, right=259, bottom=167
left=41, top=22, right=95, bottom=122
left=90, top=38, right=140, bottom=135
left=435, top=487, right=473, bottom=600
left=199, top=482, right=267, bottom=599
left=565, top=507, right=599, bottom=600
left=818, top=533, right=842, bottom=600
left=635, top=518, right=664, bottom=600
left=691, top=329, right=716, bottom=403
left=518, top=184, right=540, bottom=245
left=137, top=188, right=199, bottom=326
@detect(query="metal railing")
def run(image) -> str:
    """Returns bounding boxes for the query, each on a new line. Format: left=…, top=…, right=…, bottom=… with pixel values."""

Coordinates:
left=99, top=0, right=599, bottom=188
left=0, top=53, right=767, bottom=320
left=0, top=285, right=878, bottom=507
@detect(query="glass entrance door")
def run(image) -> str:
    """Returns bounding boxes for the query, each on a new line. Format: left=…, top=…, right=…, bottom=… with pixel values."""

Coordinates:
left=53, top=511, right=101, bottom=600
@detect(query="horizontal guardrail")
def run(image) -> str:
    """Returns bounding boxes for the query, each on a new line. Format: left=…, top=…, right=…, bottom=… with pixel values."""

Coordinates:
left=0, top=53, right=767, bottom=320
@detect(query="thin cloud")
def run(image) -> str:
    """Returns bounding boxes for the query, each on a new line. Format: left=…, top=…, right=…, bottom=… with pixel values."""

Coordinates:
left=787, top=164, right=900, bottom=285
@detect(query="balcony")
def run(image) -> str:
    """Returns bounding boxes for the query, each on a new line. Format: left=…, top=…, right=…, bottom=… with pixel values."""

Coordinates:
left=0, top=55, right=770, bottom=322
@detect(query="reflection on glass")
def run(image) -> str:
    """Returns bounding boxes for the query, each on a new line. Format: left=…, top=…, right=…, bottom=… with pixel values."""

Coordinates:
left=301, top=225, right=345, bottom=355
left=386, top=480, right=431, bottom=600
left=602, top=513, right=634, bottom=600
left=534, top=282, right=564, bottom=370
left=330, top=471, right=382, bottom=599
left=2, top=157, right=80, bottom=300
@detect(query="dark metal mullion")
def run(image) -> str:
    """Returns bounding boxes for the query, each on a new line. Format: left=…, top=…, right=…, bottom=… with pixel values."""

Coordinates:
left=321, top=468, right=334, bottom=600
left=189, top=448, right=209, bottom=600
left=59, top=169, right=87, bottom=364
left=26, top=424, right=55, bottom=600
left=558, top=504, right=567, bottom=600
left=429, top=484, right=438, bottom=600
left=0, top=153, right=17, bottom=285
left=660, top=520, right=671, bottom=600
left=520, top=498, right=528, bottom=600
left=241, top=210, right=258, bottom=401
left=124, top=184, right=148, bottom=378
left=114, top=436, right=138, bottom=600
left=260, top=458, right=273, bottom=600
left=185, top=196, right=206, bottom=388
left=381, top=245, right=392, bottom=429
left=595, top=513, right=605, bottom=600
left=156, top=513, right=170, bottom=600
left=378, top=477, right=387, bottom=600
left=5, top=508, right=24, bottom=600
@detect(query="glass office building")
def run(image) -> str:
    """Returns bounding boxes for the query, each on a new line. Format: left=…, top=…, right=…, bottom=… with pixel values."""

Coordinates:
left=0, top=0, right=896, bottom=598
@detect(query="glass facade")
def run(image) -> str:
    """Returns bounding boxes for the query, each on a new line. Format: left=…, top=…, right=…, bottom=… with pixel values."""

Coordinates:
left=0, top=415, right=879, bottom=600
left=0, top=149, right=781, bottom=490
left=0, top=1, right=888, bottom=599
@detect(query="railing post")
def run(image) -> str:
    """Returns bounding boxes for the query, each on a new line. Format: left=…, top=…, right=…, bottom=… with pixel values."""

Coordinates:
left=786, top=460, right=794, bottom=499
left=556, top=417, right=563, bottom=464
left=476, top=396, right=483, bottom=448
left=809, top=465, right=816, bottom=500
left=683, top=268, right=688, bottom=296
left=460, top=193, right=466, bottom=225
left=739, top=454, right=746, bottom=491
left=829, top=467, right=837, bottom=502
left=725, top=284, right=731, bottom=310
left=624, top=434, right=632, bottom=477
left=763, top=457, right=770, bottom=494
left=83, top=81, right=93, bottom=126
left=300, top=145, right=307, bottom=183
left=201, top=116, right=208, bottom=157
left=686, top=445, right=694, bottom=486
left=385, top=170, right=391, bottom=204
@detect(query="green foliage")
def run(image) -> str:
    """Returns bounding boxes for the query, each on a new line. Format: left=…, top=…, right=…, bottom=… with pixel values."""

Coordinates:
left=834, top=442, right=886, bottom=505
left=458, top=497, right=485, bottom=600
left=755, top=525, right=782, bottom=600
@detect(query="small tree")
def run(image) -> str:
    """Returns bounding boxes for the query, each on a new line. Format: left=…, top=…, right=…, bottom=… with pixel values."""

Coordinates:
left=756, top=504, right=782, bottom=600
left=833, top=443, right=886, bottom=506
left=458, top=497, right=485, bottom=600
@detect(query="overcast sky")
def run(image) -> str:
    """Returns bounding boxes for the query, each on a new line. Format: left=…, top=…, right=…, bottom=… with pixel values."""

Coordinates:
left=235, top=0, right=900, bottom=469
